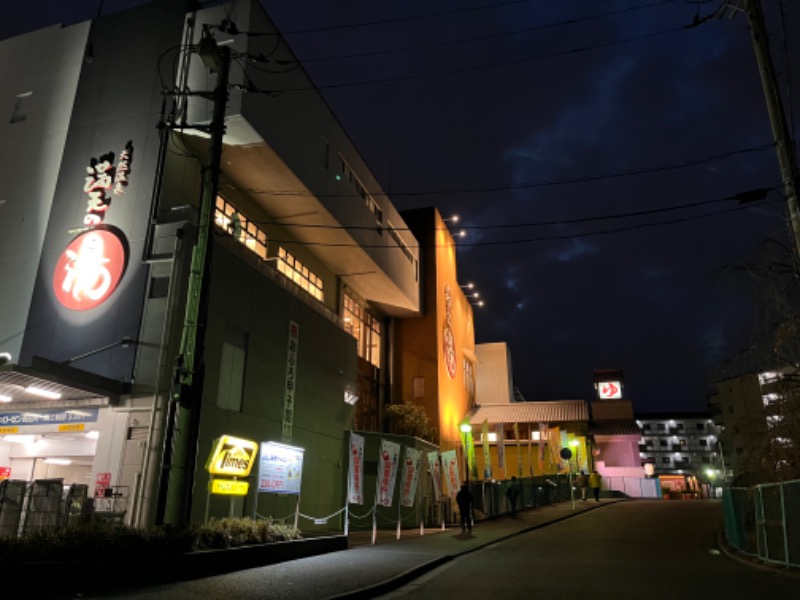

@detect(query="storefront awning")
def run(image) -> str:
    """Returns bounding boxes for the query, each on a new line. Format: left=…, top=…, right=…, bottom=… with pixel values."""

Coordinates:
left=0, top=357, right=130, bottom=406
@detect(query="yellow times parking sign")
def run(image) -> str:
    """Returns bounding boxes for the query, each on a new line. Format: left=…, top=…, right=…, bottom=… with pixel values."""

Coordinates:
left=209, top=479, right=249, bottom=496
left=205, top=435, right=258, bottom=477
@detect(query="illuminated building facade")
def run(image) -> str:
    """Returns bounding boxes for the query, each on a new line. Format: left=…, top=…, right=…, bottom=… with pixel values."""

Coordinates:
left=0, top=0, right=420, bottom=529
left=392, top=208, right=476, bottom=458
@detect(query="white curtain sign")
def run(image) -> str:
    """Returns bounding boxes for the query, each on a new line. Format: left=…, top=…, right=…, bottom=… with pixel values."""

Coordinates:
left=400, top=447, right=422, bottom=507
left=348, top=432, right=365, bottom=504
left=427, top=450, right=442, bottom=502
left=377, top=439, right=401, bottom=507
left=441, top=450, right=460, bottom=497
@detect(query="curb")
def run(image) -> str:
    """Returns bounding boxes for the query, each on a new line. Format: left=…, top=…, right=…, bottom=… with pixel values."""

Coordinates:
left=328, top=501, right=618, bottom=599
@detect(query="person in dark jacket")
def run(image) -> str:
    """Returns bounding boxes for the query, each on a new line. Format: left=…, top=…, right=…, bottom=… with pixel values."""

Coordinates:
left=456, top=484, right=474, bottom=532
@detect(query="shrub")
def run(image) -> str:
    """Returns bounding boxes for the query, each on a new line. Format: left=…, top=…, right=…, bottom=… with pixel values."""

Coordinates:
left=0, top=517, right=301, bottom=563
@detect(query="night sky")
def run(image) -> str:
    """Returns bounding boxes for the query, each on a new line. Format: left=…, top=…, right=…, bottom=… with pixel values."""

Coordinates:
left=4, top=1, right=799, bottom=414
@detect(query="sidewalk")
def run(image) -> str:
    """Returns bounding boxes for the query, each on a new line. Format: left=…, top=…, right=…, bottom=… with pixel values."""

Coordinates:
left=329, top=499, right=622, bottom=599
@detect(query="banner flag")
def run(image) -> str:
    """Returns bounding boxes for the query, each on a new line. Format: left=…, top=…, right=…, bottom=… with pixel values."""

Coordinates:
left=427, top=450, right=443, bottom=502
left=548, top=426, right=562, bottom=471
left=400, top=447, right=423, bottom=507
left=441, top=450, right=460, bottom=497
left=538, top=423, right=547, bottom=472
left=482, top=420, right=492, bottom=479
left=348, top=432, right=365, bottom=504
left=513, top=423, right=522, bottom=477
left=377, top=439, right=401, bottom=506
left=496, top=423, right=506, bottom=472
left=460, top=424, right=477, bottom=480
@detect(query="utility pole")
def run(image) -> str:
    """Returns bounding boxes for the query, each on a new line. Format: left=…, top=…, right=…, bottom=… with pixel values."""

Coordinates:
left=742, top=0, right=800, bottom=255
left=154, top=29, right=230, bottom=525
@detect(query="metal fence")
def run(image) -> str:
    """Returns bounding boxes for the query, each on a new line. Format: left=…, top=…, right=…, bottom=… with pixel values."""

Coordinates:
left=723, top=479, right=800, bottom=568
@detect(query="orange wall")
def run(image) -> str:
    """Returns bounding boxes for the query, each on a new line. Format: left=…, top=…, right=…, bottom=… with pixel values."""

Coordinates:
left=393, top=208, right=475, bottom=455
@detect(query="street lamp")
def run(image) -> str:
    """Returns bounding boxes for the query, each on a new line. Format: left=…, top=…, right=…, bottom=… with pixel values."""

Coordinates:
left=569, top=439, right=580, bottom=471
left=460, top=422, right=472, bottom=486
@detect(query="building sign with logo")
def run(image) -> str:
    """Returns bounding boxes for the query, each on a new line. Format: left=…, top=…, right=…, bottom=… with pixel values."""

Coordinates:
left=205, top=435, right=258, bottom=477
left=257, top=441, right=304, bottom=495
left=53, top=144, right=132, bottom=311
left=598, top=380, right=622, bottom=399
left=442, top=284, right=456, bottom=380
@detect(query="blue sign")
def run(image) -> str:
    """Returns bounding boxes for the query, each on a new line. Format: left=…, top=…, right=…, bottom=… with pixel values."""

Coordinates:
left=0, top=407, right=99, bottom=427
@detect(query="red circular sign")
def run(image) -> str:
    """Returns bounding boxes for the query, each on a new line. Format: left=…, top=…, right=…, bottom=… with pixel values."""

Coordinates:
left=53, top=227, right=128, bottom=311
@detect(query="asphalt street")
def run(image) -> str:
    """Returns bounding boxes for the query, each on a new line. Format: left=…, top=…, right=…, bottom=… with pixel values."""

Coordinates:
left=79, top=498, right=798, bottom=600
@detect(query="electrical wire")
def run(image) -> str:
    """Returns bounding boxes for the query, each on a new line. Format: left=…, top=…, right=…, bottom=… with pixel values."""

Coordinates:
left=223, top=142, right=776, bottom=200
left=299, top=0, right=678, bottom=64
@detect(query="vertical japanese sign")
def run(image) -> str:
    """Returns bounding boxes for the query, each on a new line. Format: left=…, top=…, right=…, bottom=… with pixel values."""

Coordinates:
left=427, top=450, right=442, bottom=502
left=514, top=423, right=523, bottom=477
left=399, top=447, right=422, bottom=507
left=495, top=423, right=506, bottom=473
left=441, top=450, right=460, bottom=497
left=53, top=144, right=133, bottom=311
left=442, top=284, right=456, bottom=379
left=377, top=439, right=401, bottom=507
left=348, top=432, right=365, bottom=504
left=257, top=442, right=304, bottom=494
left=482, top=420, right=492, bottom=480
left=281, top=321, right=300, bottom=443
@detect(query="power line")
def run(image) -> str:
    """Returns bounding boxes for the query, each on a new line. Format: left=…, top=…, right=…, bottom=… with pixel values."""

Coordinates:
left=279, top=23, right=691, bottom=92
left=212, top=193, right=779, bottom=248
left=274, top=0, right=529, bottom=35
left=222, top=142, right=775, bottom=199
left=239, top=188, right=777, bottom=233
left=298, top=0, right=678, bottom=64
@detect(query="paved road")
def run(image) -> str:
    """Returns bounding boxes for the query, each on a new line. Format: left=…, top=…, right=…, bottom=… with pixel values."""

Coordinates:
left=377, top=501, right=800, bottom=600
left=77, top=500, right=798, bottom=599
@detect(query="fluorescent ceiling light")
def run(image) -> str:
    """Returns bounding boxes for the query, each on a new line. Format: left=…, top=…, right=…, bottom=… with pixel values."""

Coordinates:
left=25, top=386, right=61, bottom=399
left=0, top=394, right=11, bottom=403
left=43, top=458, right=72, bottom=465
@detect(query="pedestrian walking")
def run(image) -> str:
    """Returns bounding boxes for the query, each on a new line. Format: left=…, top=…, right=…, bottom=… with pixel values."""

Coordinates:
left=506, top=476, right=519, bottom=517
left=575, top=470, right=588, bottom=501
left=589, top=470, right=602, bottom=501
left=456, top=484, right=474, bottom=532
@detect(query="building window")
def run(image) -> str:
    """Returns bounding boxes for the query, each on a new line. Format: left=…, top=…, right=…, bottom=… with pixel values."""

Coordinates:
left=679, top=439, right=687, bottom=446
left=277, top=247, right=324, bottom=302
left=339, top=155, right=383, bottom=228
left=643, top=423, right=651, bottom=431
left=702, top=456, right=711, bottom=464
left=385, top=221, right=416, bottom=265
left=696, top=423, right=706, bottom=431
left=661, top=457, right=670, bottom=464
left=343, top=289, right=381, bottom=367
left=660, top=440, right=668, bottom=447
left=10, top=92, right=32, bottom=124
left=657, top=423, right=665, bottom=431
left=413, top=376, right=424, bottom=399
left=699, top=439, right=707, bottom=447
left=214, top=196, right=267, bottom=260
left=217, top=324, right=247, bottom=412
left=463, top=358, right=475, bottom=402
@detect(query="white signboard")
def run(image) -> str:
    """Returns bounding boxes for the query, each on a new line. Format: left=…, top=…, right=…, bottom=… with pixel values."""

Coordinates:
left=258, top=441, right=304, bottom=495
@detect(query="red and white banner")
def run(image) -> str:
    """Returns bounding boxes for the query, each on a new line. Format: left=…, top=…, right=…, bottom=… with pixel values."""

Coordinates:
left=377, top=439, right=401, bottom=507
left=348, top=432, right=364, bottom=504
left=441, top=450, right=460, bottom=497
left=427, top=451, right=442, bottom=502
left=400, top=447, right=422, bottom=507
